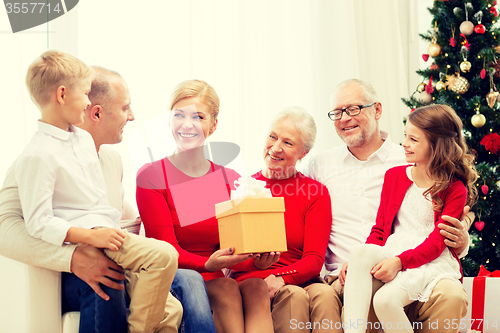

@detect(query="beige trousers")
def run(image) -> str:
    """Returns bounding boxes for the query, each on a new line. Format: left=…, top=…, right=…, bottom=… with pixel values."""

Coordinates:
left=271, top=281, right=339, bottom=333
left=104, top=231, right=181, bottom=333
left=325, top=275, right=468, bottom=333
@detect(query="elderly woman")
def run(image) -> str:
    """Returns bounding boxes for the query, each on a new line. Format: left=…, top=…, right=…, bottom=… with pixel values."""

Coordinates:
left=231, top=107, right=337, bottom=333
left=136, top=79, right=273, bottom=333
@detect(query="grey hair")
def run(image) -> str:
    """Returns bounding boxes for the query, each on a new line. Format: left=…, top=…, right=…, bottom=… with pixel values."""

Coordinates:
left=330, top=79, right=378, bottom=107
left=270, top=106, right=317, bottom=152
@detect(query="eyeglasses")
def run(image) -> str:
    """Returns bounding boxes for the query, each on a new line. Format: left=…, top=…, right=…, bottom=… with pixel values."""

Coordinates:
left=327, top=102, right=376, bottom=121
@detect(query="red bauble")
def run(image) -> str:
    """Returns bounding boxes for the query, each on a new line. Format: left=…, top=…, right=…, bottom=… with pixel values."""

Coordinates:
left=480, top=133, right=500, bottom=154
left=481, top=184, right=489, bottom=195
left=422, top=54, right=429, bottom=62
left=474, top=24, right=486, bottom=34
left=475, top=221, right=485, bottom=231
left=490, top=6, right=499, bottom=17
left=450, top=37, right=456, bottom=47
left=481, top=68, right=487, bottom=79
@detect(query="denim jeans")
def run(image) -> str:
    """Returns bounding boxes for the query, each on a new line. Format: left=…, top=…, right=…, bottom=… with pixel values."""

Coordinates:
left=62, top=269, right=215, bottom=333
left=62, top=272, right=127, bottom=333
left=171, top=269, right=217, bottom=333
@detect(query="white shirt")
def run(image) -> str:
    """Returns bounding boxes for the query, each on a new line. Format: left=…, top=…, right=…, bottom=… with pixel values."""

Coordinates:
left=15, top=121, right=121, bottom=246
left=302, top=131, right=405, bottom=276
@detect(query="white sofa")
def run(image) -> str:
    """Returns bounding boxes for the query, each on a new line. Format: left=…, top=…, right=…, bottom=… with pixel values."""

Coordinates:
left=0, top=254, right=79, bottom=333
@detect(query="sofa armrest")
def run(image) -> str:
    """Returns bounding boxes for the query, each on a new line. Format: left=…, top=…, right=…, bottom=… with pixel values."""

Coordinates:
left=0, top=254, right=62, bottom=333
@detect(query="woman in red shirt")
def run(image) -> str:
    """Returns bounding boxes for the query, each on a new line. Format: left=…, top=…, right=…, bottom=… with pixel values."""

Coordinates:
left=231, top=107, right=335, bottom=333
left=136, top=80, right=273, bottom=333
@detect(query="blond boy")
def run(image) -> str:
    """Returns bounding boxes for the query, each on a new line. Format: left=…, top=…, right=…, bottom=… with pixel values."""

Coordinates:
left=17, top=50, right=179, bottom=333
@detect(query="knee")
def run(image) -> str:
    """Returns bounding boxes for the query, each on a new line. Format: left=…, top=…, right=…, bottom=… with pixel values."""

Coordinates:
left=149, top=240, right=179, bottom=269
left=240, top=277, right=268, bottom=295
left=307, top=283, right=337, bottom=302
left=372, top=289, right=394, bottom=313
left=349, top=244, right=380, bottom=265
left=431, top=279, right=468, bottom=316
left=275, top=285, right=309, bottom=304
left=207, top=278, right=241, bottom=307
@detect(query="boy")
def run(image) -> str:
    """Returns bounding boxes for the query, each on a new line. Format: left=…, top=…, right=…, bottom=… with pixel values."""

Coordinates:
left=17, top=50, right=179, bottom=333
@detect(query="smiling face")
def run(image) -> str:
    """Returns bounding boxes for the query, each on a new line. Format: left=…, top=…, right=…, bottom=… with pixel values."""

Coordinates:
left=332, top=83, right=380, bottom=148
left=170, top=97, right=217, bottom=152
left=99, top=78, right=134, bottom=144
left=402, top=120, right=432, bottom=168
left=263, top=118, right=308, bottom=179
left=62, top=76, right=92, bottom=128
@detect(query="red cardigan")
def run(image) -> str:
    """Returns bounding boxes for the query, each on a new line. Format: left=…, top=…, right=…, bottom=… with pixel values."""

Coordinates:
left=136, top=158, right=240, bottom=281
left=365, top=165, right=466, bottom=281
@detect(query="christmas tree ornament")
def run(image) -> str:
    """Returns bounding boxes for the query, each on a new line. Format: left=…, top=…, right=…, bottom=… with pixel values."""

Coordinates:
left=474, top=11, right=485, bottom=34
left=417, top=82, right=426, bottom=92
left=480, top=133, right=500, bottom=154
left=489, top=6, right=499, bottom=18
left=436, top=80, right=446, bottom=91
left=422, top=54, right=429, bottom=62
left=460, top=60, right=472, bottom=72
left=450, top=25, right=457, bottom=47
left=418, top=91, right=432, bottom=104
left=486, top=90, right=499, bottom=108
left=486, top=75, right=499, bottom=108
left=475, top=221, right=485, bottom=231
left=460, top=33, right=470, bottom=50
left=460, top=21, right=475, bottom=35
left=481, top=68, right=487, bottom=79
left=448, top=74, right=470, bottom=94
left=460, top=3, right=475, bottom=35
left=481, top=184, right=489, bottom=195
left=471, top=113, right=486, bottom=127
left=425, top=76, right=434, bottom=94
left=453, top=7, right=462, bottom=16
left=428, top=40, right=442, bottom=57
left=430, top=63, right=439, bottom=71
left=474, top=24, right=486, bottom=34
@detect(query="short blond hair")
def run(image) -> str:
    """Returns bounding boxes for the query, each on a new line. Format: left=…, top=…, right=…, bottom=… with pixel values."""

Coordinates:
left=169, top=80, right=220, bottom=119
left=25, top=50, right=93, bottom=107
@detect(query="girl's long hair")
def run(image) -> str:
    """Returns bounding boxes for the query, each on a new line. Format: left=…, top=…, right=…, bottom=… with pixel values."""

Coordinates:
left=408, top=104, right=478, bottom=211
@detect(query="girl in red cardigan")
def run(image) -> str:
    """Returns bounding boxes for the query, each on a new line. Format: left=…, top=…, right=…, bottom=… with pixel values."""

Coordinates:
left=343, top=104, right=477, bottom=333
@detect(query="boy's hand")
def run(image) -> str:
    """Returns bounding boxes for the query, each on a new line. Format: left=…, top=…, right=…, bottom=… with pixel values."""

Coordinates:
left=371, top=257, right=402, bottom=283
left=90, top=228, right=126, bottom=251
left=253, top=252, right=280, bottom=270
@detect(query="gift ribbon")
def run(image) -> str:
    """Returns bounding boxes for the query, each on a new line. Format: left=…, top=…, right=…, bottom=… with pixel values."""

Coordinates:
left=470, top=265, right=500, bottom=332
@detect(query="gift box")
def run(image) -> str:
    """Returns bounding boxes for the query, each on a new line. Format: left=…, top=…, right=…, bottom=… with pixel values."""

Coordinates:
left=216, top=197, right=287, bottom=254
left=460, top=266, right=500, bottom=333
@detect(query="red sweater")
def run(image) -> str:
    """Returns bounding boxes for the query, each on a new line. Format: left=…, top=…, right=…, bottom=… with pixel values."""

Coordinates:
left=365, top=165, right=466, bottom=280
left=232, top=171, right=332, bottom=286
left=136, top=158, right=240, bottom=280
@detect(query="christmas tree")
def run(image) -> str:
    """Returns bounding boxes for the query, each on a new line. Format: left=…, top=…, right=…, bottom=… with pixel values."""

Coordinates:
left=402, top=0, right=500, bottom=276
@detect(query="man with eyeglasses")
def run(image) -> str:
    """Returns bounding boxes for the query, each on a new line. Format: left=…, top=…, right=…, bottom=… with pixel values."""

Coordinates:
left=303, top=79, right=471, bottom=333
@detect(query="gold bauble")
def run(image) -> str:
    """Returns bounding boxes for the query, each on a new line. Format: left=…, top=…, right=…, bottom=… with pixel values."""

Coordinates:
left=471, top=113, right=486, bottom=127
left=460, top=60, right=472, bottom=72
left=417, top=83, right=426, bottom=93
left=436, top=81, right=446, bottom=91
left=486, top=90, right=500, bottom=108
left=460, top=20, right=475, bottom=36
left=450, top=75, right=470, bottom=94
left=428, top=43, right=442, bottom=57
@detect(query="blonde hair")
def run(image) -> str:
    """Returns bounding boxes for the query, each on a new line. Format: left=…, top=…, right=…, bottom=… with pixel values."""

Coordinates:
left=169, top=80, right=220, bottom=119
left=408, top=104, right=478, bottom=211
left=25, top=50, right=93, bottom=107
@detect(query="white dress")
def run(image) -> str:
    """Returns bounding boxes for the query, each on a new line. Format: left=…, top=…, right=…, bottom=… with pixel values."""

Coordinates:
left=382, top=167, right=461, bottom=302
